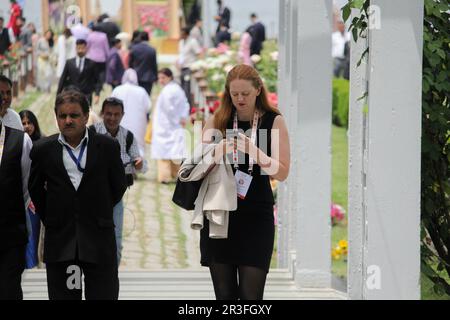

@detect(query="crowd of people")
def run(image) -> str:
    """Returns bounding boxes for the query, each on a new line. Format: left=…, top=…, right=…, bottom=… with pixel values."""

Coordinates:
left=0, top=0, right=293, bottom=301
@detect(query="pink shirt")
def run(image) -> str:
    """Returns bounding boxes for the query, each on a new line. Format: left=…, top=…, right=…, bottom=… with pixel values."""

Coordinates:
left=86, top=31, right=109, bottom=63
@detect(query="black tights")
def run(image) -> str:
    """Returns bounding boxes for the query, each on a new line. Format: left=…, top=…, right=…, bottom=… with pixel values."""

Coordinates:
left=209, top=263, right=268, bottom=300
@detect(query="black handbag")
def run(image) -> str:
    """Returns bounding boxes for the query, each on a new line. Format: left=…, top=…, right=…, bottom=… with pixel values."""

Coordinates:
left=172, top=178, right=203, bottom=211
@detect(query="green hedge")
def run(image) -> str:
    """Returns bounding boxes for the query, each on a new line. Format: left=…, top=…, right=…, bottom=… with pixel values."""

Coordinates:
left=332, top=78, right=350, bottom=128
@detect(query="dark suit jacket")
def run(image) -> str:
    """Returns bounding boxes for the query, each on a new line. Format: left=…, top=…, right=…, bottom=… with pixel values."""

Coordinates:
left=216, top=7, right=231, bottom=33
left=57, top=57, right=98, bottom=96
left=250, top=22, right=266, bottom=56
left=29, top=130, right=127, bottom=264
left=129, top=42, right=158, bottom=84
left=96, top=21, right=120, bottom=47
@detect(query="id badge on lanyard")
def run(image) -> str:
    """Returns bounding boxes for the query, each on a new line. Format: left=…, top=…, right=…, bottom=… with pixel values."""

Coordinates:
left=233, top=110, right=259, bottom=200
left=65, top=139, right=87, bottom=173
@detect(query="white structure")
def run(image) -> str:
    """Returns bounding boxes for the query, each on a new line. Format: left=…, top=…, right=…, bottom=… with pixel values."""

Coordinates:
left=277, top=0, right=423, bottom=299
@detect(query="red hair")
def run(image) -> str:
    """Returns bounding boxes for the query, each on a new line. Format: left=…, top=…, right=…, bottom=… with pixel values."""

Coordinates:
left=213, top=64, right=280, bottom=134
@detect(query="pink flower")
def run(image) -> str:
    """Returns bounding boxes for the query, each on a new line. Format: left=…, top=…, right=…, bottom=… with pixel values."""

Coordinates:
left=331, top=203, right=345, bottom=225
left=216, top=43, right=229, bottom=54
left=267, top=92, right=278, bottom=107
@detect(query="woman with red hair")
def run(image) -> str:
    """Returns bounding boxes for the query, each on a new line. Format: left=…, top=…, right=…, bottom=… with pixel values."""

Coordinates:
left=200, top=64, right=291, bottom=300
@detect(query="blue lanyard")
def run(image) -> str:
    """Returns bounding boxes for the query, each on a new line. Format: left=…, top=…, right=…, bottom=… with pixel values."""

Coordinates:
left=64, top=139, right=87, bottom=173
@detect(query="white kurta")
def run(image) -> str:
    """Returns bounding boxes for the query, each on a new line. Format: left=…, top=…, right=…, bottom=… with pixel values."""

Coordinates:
left=111, top=83, right=151, bottom=157
left=56, top=35, right=76, bottom=78
left=151, top=81, right=190, bottom=160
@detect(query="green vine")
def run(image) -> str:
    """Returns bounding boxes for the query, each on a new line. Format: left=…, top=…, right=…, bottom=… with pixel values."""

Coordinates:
left=343, top=0, right=450, bottom=297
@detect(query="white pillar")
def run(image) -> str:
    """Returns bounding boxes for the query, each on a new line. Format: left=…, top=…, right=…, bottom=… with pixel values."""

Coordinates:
left=201, top=0, right=212, bottom=48
left=360, top=0, right=423, bottom=299
left=276, top=0, right=292, bottom=270
left=294, top=0, right=333, bottom=288
left=348, top=8, right=369, bottom=300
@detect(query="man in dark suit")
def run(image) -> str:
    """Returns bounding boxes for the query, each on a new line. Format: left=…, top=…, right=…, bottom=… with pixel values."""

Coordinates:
left=214, top=0, right=231, bottom=34
left=57, top=39, right=98, bottom=106
left=128, top=31, right=158, bottom=95
left=29, top=90, right=127, bottom=300
left=0, top=77, right=33, bottom=299
left=249, top=13, right=266, bottom=56
left=0, top=17, right=12, bottom=55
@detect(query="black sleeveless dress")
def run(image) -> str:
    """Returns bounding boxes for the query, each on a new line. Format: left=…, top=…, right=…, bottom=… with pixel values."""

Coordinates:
left=200, top=111, right=278, bottom=273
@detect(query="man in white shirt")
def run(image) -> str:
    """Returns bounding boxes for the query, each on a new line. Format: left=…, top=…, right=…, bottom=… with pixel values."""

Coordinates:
left=177, top=27, right=203, bottom=106
left=0, top=75, right=23, bottom=131
left=332, top=20, right=351, bottom=79
left=0, top=118, right=32, bottom=300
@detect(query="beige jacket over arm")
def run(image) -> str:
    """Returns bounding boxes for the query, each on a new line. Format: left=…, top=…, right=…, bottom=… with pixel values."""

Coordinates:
left=178, top=143, right=237, bottom=238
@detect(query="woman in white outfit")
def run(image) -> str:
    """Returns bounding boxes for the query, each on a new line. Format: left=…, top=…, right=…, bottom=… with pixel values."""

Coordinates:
left=151, top=68, right=190, bottom=183
left=111, top=69, right=151, bottom=158
left=56, top=28, right=76, bottom=78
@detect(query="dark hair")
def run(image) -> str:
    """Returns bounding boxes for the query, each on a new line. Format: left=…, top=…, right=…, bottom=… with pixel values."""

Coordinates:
left=111, top=38, right=121, bottom=46
left=76, top=38, right=87, bottom=46
left=46, top=29, right=54, bottom=48
left=19, top=110, right=42, bottom=141
left=55, top=90, right=90, bottom=115
left=181, top=27, right=191, bottom=36
left=131, top=30, right=141, bottom=43
left=63, top=27, right=72, bottom=38
left=250, top=13, right=257, bottom=19
left=0, top=75, right=12, bottom=88
left=101, top=97, right=124, bottom=113
left=140, top=31, right=149, bottom=41
left=158, top=68, right=173, bottom=79
left=0, top=17, right=4, bottom=22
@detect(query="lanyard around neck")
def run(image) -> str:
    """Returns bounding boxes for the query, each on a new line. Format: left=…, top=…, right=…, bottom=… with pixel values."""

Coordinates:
left=64, top=139, right=87, bottom=173
left=233, top=110, right=259, bottom=175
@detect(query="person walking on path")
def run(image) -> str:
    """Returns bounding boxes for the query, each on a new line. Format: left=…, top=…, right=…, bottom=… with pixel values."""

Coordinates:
left=214, top=0, right=231, bottom=34
left=177, top=27, right=202, bottom=106
left=56, top=28, right=76, bottom=79
left=151, top=68, right=189, bottom=184
left=106, top=38, right=125, bottom=89
left=36, top=30, right=55, bottom=93
left=19, top=110, right=44, bottom=269
left=70, top=18, right=91, bottom=41
left=0, top=75, right=22, bottom=130
left=249, top=13, right=266, bottom=56
left=128, top=31, right=158, bottom=95
left=0, top=17, right=13, bottom=55
left=86, top=25, right=109, bottom=104
left=199, top=64, right=290, bottom=300
left=92, top=97, right=143, bottom=264
left=7, top=0, right=22, bottom=38
left=0, top=111, right=32, bottom=299
left=111, top=69, right=151, bottom=159
left=238, top=27, right=253, bottom=67
left=29, top=90, right=127, bottom=300
left=57, top=39, right=98, bottom=107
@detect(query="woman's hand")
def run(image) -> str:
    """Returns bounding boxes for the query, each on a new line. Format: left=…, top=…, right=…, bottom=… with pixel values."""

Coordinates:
left=236, top=133, right=258, bottom=159
left=213, top=138, right=234, bottom=164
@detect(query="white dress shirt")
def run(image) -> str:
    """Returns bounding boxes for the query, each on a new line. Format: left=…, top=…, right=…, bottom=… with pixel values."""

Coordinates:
left=75, top=56, right=85, bottom=73
left=332, top=31, right=351, bottom=59
left=0, top=108, right=23, bottom=131
left=178, top=37, right=202, bottom=69
left=58, top=129, right=89, bottom=190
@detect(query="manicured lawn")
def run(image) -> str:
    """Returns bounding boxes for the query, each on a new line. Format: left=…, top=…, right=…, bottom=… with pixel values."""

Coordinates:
left=331, top=125, right=349, bottom=279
